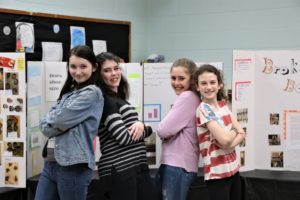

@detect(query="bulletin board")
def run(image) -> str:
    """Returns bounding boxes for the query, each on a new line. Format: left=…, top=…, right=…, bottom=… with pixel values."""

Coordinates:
left=0, top=8, right=131, bottom=62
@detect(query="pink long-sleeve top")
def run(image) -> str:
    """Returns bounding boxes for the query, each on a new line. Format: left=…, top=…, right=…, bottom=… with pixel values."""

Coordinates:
left=157, top=90, right=200, bottom=173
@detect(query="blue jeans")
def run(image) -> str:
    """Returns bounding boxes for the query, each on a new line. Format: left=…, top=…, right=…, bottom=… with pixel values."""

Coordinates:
left=35, top=161, right=92, bottom=200
left=155, top=164, right=197, bottom=200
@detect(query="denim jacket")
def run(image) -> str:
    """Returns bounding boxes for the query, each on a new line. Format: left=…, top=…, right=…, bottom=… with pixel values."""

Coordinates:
left=40, top=85, right=104, bottom=170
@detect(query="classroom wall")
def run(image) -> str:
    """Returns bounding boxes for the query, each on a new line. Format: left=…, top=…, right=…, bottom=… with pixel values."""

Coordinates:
left=146, top=0, right=300, bottom=84
left=0, top=0, right=148, bottom=62
left=2, top=0, right=300, bottom=83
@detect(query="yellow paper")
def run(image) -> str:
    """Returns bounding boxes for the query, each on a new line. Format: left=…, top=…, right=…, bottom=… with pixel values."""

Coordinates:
left=17, top=57, right=25, bottom=71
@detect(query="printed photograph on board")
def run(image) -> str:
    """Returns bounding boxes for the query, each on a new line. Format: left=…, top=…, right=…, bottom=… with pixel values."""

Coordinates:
left=270, top=113, right=279, bottom=125
left=239, top=138, right=246, bottom=147
left=239, top=127, right=247, bottom=147
left=0, top=68, right=4, bottom=90
left=5, top=72, right=19, bottom=95
left=1, top=96, right=24, bottom=113
left=268, top=134, right=281, bottom=146
left=237, top=108, right=248, bottom=123
left=240, top=151, right=245, bottom=167
left=4, top=142, right=24, bottom=157
left=271, top=151, right=283, bottom=168
left=0, top=119, right=3, bottom=141
left=6, top=115, right=20, bottom=138
left=5, top=162, right=19, bottom=185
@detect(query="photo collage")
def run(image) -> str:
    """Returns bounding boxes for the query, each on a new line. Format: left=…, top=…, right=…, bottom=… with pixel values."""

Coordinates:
left=0, top=53, right=26, bottom=188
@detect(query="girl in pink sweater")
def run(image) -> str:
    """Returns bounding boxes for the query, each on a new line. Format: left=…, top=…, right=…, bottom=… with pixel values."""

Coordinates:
left=155, top=58, right=201, bottom=200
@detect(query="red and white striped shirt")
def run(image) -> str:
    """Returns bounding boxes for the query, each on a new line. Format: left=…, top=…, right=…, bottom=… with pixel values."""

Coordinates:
left=196, top=101, right=240, bottom=180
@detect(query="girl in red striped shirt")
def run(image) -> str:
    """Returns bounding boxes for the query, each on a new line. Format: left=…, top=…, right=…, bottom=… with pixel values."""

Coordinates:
left=194, top=64, right=245, bottom=200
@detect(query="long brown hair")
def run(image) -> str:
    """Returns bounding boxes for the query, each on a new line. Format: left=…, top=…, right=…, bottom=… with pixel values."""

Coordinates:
left=58, top=45, right=100, bottom=100
left=96, top=52, right=129, bottom=100
left=171, top=58, right=198, bottom=95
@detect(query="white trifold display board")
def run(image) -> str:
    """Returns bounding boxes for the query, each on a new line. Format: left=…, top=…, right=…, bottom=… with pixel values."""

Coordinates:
left=144, top=62, right=223, bottom=168
left=144, top=63, right=175, bottom=168
left=233, top=50, right=300, bottom=171
left=120, top=63, right=143, bottom=120
left=26, top=62, right=144, bottom=176
left=0, top=52, right=26, bottom=188
left=27, top=61, right=67, bottom=178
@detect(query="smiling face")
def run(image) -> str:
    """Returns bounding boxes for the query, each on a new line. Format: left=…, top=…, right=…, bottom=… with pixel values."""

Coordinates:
left=170, top=66, right=191, bottom=95
left=68, top=55, right=95, bottom=84
left=100, top=59, right=121, bottom=92
left=196, top=71, right=221, bottom=103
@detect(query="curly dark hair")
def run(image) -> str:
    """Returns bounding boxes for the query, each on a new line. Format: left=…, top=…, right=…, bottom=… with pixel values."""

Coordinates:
left=194, top=64, right=227, bottom=101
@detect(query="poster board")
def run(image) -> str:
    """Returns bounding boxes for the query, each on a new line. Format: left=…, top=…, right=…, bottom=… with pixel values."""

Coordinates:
left=26, top=62, right=143, bottom=175
left=120, top=63, right=143, bottom=120
left=0, top=52, right=26, bottom=188
left=144, top=62, right=223, bottom=168
left=233, top=50, right=300, bottom=171
left=27, top=61, right=67, bottom=177
left=144, top=63, right=175, bottom=167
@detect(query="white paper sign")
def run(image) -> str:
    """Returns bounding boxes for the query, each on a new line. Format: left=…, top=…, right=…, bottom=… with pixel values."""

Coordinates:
left=45, top=62, right=67, bottom=102
left=42, top=42, right=63, bottom=61
left=92, top=40, right=107, bottom=55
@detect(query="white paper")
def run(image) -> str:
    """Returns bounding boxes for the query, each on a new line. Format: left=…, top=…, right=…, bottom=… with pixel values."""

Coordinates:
left=45, top=62, right=67, bottom=102
left=42, top=42, right=63, bottom=61
left=7, top=132, right=18, bottom=138
left=197, top=62, right=223, bottom=70
left=48, top=138, right=55, bottom=148
left=92, top=40, right=107, bottom=55
left=5, top=90, right=13, bottom=95
left=94, top=136, right=101, bottom=162
left=127, top=74, right=141, bottom=107
left=3, top=151, right=13, bottom=157
left=28, top=77, right=42, bottom=98
left=31, top=133, right=41, bottom=148
left=234, top=58, right=252, bottom=73
left=29, top=110, right=40, bottom=128
left=235, top=81, right=251, bottom=101
left=286, top=111, right=300, bottom=149
left=27, top=62, right=43, bottom=108
left=284, top=150, right=300, bottom=170
left=120, top=63, right=143, bottom=120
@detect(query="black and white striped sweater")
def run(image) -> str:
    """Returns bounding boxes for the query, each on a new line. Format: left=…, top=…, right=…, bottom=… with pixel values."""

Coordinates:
left=97, top=95, right=152, bottom=178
